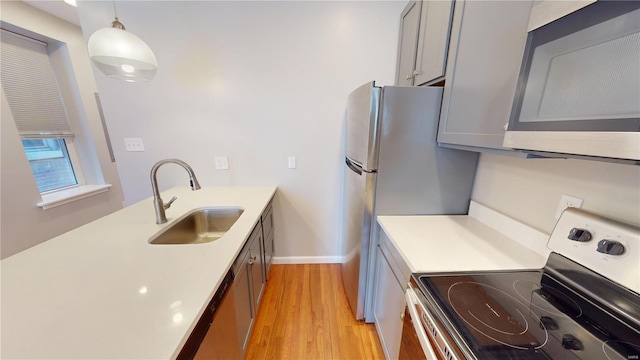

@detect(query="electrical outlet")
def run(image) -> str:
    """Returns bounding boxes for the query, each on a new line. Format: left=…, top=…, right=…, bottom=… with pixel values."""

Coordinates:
left=124, top=138, right=145, bottom=152
left=555, top=194, right=584, bottom=219
left=214, top=156, right=229, bottom=170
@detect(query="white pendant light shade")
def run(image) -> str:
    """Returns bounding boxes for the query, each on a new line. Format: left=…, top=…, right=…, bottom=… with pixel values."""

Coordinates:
left=88, top=23, right=157, bottom=82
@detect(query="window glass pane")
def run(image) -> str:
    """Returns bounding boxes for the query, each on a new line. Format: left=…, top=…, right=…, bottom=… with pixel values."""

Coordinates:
left=22, top=138, right=78, bottom=192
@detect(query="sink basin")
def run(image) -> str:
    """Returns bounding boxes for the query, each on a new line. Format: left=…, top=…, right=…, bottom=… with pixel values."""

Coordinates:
left=149, top=207, right=244, bottom=245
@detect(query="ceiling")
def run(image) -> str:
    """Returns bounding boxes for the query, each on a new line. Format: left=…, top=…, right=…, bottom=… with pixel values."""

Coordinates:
left=22, top=0, right=81, bottom=26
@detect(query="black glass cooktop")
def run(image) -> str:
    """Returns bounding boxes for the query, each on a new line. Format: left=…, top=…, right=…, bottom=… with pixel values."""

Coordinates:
left=416, top=266, right=640, bottom=360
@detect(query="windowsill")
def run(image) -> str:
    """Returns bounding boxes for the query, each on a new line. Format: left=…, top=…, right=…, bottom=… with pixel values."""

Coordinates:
left=37, top=184, right=112, bottom=210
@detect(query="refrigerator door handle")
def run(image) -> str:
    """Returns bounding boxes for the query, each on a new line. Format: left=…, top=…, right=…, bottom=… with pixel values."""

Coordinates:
left=346, top=158, right=363, bottom=175
left=346, top=157, right=376, bottom=175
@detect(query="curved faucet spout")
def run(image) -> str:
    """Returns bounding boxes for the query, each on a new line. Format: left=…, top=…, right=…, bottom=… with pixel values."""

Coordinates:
left=150, top=159, right=201, bottom=224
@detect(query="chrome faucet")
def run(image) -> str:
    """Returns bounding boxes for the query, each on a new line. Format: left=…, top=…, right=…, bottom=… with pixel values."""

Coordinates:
left=150, top=159, right=201, bottom=224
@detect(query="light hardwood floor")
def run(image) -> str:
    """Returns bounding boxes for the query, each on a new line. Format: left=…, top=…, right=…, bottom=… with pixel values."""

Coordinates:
left=245, top=264, right=385, bottom=360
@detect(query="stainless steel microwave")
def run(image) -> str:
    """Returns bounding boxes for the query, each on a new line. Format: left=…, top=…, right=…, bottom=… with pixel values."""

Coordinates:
left=504, top=1, right=640, bottom=162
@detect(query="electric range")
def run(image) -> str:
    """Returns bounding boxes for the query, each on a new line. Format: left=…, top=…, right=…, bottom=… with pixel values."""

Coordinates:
left=407, top=208, right=640, bottom=360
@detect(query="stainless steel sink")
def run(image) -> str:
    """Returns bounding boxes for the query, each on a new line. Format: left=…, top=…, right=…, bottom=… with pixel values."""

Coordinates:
left=149, top=207, right=244, bottom=245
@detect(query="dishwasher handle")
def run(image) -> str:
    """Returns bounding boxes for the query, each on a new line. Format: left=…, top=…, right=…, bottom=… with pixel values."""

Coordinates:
left=405, top=287, right=440, bottom=360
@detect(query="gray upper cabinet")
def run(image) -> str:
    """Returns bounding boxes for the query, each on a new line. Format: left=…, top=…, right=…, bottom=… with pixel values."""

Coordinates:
left=413, top=0, right=454, bottom=85
left=437, top=0, right=533, bottom=150
left=396, top=1, right=422, bottom=86
left=396, top=1, right=454, bottom=86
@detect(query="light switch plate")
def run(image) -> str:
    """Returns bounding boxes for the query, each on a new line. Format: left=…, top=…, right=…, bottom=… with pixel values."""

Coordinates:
left=288, top=156, right=296, bottom=169
left=215, top=156, right=229, bottom=170
left=124, top=138, right=145, bottom=152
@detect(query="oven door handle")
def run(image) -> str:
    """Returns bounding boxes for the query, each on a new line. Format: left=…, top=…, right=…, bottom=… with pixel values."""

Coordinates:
left=405, top=288, right=440, bottom=360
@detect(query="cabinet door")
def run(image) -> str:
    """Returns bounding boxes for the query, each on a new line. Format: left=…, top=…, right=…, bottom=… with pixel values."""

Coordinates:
left=234, top=255, right=253, bottom=353
left=264, top=230, right=274, bottom=277
left=437, top=0, right=532, bottom=149
left=249, top=228, right=265, bottom=315
left=261, top=204, right=274, bottom=280
left=413, top=0, right=454, bottom=85
left=373, top=247, right=406, bottom=360
left=396, top=1, right=422, bottom=86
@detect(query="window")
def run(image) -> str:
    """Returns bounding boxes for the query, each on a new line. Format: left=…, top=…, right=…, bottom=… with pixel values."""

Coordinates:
left=1, top=26, right=111, bottom=209
left=22, top=138, right=78, bottom=193
left=1, top=28, right=81, bottom=194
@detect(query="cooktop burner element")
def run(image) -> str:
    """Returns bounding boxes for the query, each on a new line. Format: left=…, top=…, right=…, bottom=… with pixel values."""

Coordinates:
left=422, top=271, right=562, bottom=359
left=411, top=208, right=640, bottom=360
left=447, top=280, right=548, bottom=351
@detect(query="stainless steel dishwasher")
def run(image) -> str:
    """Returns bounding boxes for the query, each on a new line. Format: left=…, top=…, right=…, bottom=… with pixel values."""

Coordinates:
left=177, top=269, right=241, bottom=360
left=194, top=271, right=241, bottom=360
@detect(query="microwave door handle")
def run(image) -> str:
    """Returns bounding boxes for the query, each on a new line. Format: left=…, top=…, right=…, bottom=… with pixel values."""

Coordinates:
left=405, top=288, right=440, bottom=360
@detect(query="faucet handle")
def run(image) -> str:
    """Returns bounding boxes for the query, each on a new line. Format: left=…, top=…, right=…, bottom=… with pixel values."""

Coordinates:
left=164, top=196, right=177, bottom=210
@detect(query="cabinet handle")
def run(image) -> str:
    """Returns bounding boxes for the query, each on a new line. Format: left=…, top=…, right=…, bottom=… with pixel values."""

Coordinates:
left=406, top=71, right=420, bottom=81
left=248, top=255, right=257, bottom=265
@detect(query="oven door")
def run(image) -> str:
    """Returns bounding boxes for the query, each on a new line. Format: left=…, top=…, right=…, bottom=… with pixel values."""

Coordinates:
left=400, top=287, right=441, bottom=360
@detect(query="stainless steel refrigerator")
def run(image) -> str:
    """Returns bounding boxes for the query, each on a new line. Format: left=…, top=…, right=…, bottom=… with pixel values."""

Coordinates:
left=341, top=81, right=478, bottom=321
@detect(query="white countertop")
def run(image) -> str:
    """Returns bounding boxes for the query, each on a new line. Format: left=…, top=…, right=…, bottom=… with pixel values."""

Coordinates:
left=1, top=186, right=276, bottom=360
left=377, top=202, right=550, bottom=273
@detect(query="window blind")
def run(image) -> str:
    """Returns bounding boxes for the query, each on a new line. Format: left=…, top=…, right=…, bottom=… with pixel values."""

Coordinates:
left=1, top=29, right=73, bottom=138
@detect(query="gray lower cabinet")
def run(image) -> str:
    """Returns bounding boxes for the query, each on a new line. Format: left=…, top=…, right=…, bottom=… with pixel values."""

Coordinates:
left=396, top=0, right=455, bottom=86
left=261, top=202, right=275, bottom=279
left=234, top=236, right=254, bottom=355
left=437, top=0, right=532, bottom=150
left=248, top=224, right=265, bottom=312
left=181, top=202, right=274, bottom=359
left=235, top=223, right=267, bottom=357
left=373, top=230, right=410, bottom=360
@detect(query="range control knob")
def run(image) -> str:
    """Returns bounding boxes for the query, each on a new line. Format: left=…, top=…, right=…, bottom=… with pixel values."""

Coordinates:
left=539, top=316, right=559, bottom=330
left=597, top=239, right=625, bottom=255
left=562, top=334, right=584, bottom=351
left=568, top=228, right=592, bottom=242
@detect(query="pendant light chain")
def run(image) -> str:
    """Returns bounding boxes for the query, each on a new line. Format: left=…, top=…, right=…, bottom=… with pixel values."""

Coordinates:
left=112, top=0, right=119, bottom=21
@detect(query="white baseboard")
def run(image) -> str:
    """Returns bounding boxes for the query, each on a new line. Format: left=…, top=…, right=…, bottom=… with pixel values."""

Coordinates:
left=272, top=256, right=343, bottom=264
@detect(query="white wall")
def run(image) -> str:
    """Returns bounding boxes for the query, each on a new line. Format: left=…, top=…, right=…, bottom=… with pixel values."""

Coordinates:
left=0, top=1, right=125, bottom=259
left=472, top=153, right=640, bottom=237
left=76, top=1, right=403, bottom=261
